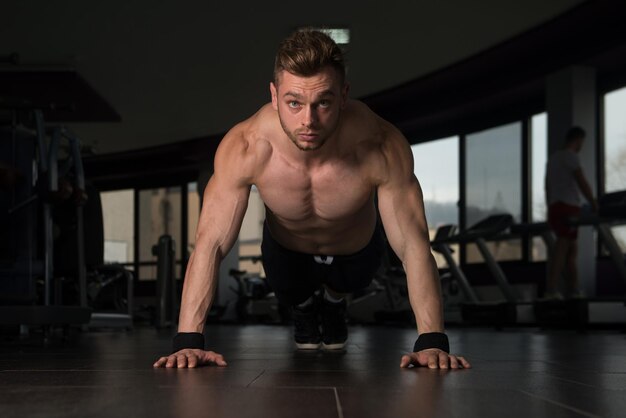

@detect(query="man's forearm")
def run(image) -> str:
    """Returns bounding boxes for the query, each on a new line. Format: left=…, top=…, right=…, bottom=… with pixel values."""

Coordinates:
left=178, top=244, right=222, bottom=333
left=580, top=180, right=595, bottom=205
left=405, top=253, right=445, bottom=334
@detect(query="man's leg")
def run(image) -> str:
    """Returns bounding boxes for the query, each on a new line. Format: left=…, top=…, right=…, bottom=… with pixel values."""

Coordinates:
left=320, top=226, right=385, bottom=350
left=564, top=238, right=582, bottom=297
left=546, top=237, right=571, bottom=298
left=323, top=286, right=346, bottom=301
left=261, top=223, right=323, bottom=349
left=318, top=285, right=349, bottom=350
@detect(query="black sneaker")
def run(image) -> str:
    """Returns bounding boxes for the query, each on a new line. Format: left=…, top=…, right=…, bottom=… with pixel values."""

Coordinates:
left=320, top=298, right=348, bottom=350
left=292, top=301, right=322, bottom=350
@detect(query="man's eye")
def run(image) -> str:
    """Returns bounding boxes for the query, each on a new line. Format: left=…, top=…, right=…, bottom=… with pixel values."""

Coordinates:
left=319, top=100, right=331, bottom=108
left=288, top=101, right=299, bottom=108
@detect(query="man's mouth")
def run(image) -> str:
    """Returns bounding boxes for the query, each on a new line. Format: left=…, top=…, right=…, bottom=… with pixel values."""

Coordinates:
left=298, top=133, right=318, bottom=140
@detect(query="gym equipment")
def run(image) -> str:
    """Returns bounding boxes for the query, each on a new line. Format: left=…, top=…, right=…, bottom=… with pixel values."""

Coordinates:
left=0, top=108, right=91, bottom=333
left=1, top=106, right=134, bottom=334
left=431, top=224, right=474, bottom=324
left=506, top=221, right=586, bottom=328
left=228, top=255, right=285, bottom=323
left=432, top=214, right=535, bottom=325
left=537, top=191, right=626, bottom=326
left=347, top=235, right=412, bottom=324
left=153, top=235, right=178, bottom=328
left=508, top=194, right=626, bottom=328
left=509, top=222, right=556, bottom=258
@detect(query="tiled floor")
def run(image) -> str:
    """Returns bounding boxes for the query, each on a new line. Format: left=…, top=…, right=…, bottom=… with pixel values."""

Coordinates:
left=1, top=324, right=625, bottom=417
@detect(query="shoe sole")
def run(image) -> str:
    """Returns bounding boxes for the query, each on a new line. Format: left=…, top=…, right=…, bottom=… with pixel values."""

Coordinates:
left=295, top=342, right=322, bottom=350
left=322, top=342, right=346, bottom=350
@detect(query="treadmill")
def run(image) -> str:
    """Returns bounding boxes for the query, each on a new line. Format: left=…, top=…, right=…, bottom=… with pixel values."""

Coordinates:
left=565, top=190, right=626, bottom=326
left=432, top=214, right=530, bottom=326
left=510, top=222, right=588, bottom=328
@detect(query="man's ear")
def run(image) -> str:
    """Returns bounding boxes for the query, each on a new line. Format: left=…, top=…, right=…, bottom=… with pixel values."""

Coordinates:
left=270, top=82, right=278, bottom=110
left=340, top=82, right=350, bottom=109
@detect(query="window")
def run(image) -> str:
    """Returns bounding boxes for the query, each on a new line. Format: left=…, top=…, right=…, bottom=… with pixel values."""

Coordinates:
left=138, top=187, right=182, bottom=280
left=239, top=186, right=265, bottom=275
left=411, top=136, right=459, bottom=268
left=604, top=87, right=626, bottom=193
left=304, top=27, right=350, bottom=45
left=465, top=122, right=522, bottom=262
left=531, top=113, right=548, bottom=261
left=101, top=189, right=135, bottom=269
left=603, top=87, right=626, bottom=252
left=187, top=182, right=200, bottom=261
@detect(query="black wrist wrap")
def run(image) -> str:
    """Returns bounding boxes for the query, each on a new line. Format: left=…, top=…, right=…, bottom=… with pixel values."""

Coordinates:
left=173, top=332, right=205, bottom=352
left=413, top=332, right=450, bottom=353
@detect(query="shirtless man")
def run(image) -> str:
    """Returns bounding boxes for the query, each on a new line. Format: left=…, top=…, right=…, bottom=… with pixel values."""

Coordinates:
left=154, top=30, right=470, bottom=370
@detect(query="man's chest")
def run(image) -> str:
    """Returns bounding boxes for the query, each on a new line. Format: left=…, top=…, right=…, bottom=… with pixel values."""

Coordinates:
left=255, top=160, right=374, bottom=222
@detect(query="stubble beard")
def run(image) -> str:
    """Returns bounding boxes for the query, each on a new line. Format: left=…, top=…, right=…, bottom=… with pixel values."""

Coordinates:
left=278, top=113, right=339, bottom=152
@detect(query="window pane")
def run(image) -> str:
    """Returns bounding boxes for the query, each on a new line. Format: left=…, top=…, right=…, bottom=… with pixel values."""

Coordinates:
left=604, top=86, right=626, bottom=252
left=531, top=113, right=548, bottom=221
left=466, top=122, right=522, bottom=262
left=187, top=182, right=200, bottom=260
left=101, top=189, right=135, bottom=269
left=531, top=113, right=548, bottom=261
left=138, top=187, right=182, bottom=280
left=239, top=186, right=265, bottom=275
left=411, top=136, right=459, bottom=268
left=610, top=226, right=626, bottom=253
left=604, top=86, right=626, bottom=193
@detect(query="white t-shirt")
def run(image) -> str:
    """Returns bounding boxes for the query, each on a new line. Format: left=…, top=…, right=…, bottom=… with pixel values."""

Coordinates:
left=546, top=149, right=581, bottom=206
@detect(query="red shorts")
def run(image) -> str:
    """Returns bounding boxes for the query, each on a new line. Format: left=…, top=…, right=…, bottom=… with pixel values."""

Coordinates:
left=548, top=202, right=581, bottom=239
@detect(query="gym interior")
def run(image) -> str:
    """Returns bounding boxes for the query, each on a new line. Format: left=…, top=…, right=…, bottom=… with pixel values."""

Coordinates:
left=2, top=1, right=626, bottom=417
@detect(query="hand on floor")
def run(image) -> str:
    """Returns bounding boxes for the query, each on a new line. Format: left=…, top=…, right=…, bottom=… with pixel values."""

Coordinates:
left=153, top=349, right=227, bottom=368
left=400, top=348, right=471, bottom=369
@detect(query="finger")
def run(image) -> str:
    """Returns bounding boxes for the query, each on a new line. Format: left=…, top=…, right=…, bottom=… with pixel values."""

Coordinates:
left=187, top=353, right=198, bottom=368
left=177, top=354, right=188, bottom=369
left=153, top=357, right=168, bottom=368
left=203, top=351, right=228, bottom=367
left=438, top=352, right=449, bottom=369
left=428, top=354, right=438, bottom=369
left=209, top=353, right=228, bottom=367
left=449, top=355, right=460, bottom=369
left=165, top=355, right=177, bottom=368
left=214, top=354, right=227, bottom=367
left=400, top=354, right=413, bottom=368
left=458, top=356, right=472, bottom=369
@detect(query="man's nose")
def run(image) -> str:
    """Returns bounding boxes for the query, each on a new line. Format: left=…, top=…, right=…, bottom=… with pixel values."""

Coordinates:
left=302, top=105, right=318, bottom=126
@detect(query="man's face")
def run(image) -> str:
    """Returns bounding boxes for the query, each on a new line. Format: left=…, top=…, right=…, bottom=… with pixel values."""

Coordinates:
left=270, top=66, right=349, bottom=152
left=573, top=137, right=585, bottom=153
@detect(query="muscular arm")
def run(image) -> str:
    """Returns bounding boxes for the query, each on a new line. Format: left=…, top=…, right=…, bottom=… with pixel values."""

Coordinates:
left=178, top=128, right=253, bottom=333
left=375, top=127, right=444, bottom=335
left=373, top=125, right=471, bottom=368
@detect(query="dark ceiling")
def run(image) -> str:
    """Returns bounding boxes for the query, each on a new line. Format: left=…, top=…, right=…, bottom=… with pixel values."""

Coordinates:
left=0, top=0, right=584, bottom=155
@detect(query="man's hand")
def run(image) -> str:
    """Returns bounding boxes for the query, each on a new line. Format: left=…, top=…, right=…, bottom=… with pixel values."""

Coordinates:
left=153, top=349, right=227, bottom=368
left=400, top=348, right=471, bottom=369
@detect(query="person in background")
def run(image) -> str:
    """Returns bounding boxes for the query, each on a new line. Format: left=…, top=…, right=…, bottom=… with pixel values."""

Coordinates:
left=545, top=126, right=598, bottom=300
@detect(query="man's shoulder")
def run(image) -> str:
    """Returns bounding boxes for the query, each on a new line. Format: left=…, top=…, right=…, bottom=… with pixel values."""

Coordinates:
left=215, top=105, right=274, bottom=179
left=345, top=100, right=379, bottom=126
left=344, top=100, right=395, bottom=146
left=343, top=100, right=412, bottom=183
left=221, top=104, right=275, bottom=152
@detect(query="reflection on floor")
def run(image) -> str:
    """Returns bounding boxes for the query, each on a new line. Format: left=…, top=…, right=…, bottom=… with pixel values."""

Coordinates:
left=1, top=324, right=625, bottom=417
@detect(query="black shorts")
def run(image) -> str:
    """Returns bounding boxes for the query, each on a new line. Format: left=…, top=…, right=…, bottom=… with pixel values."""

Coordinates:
left=261, top=222, right=385, bottom=306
